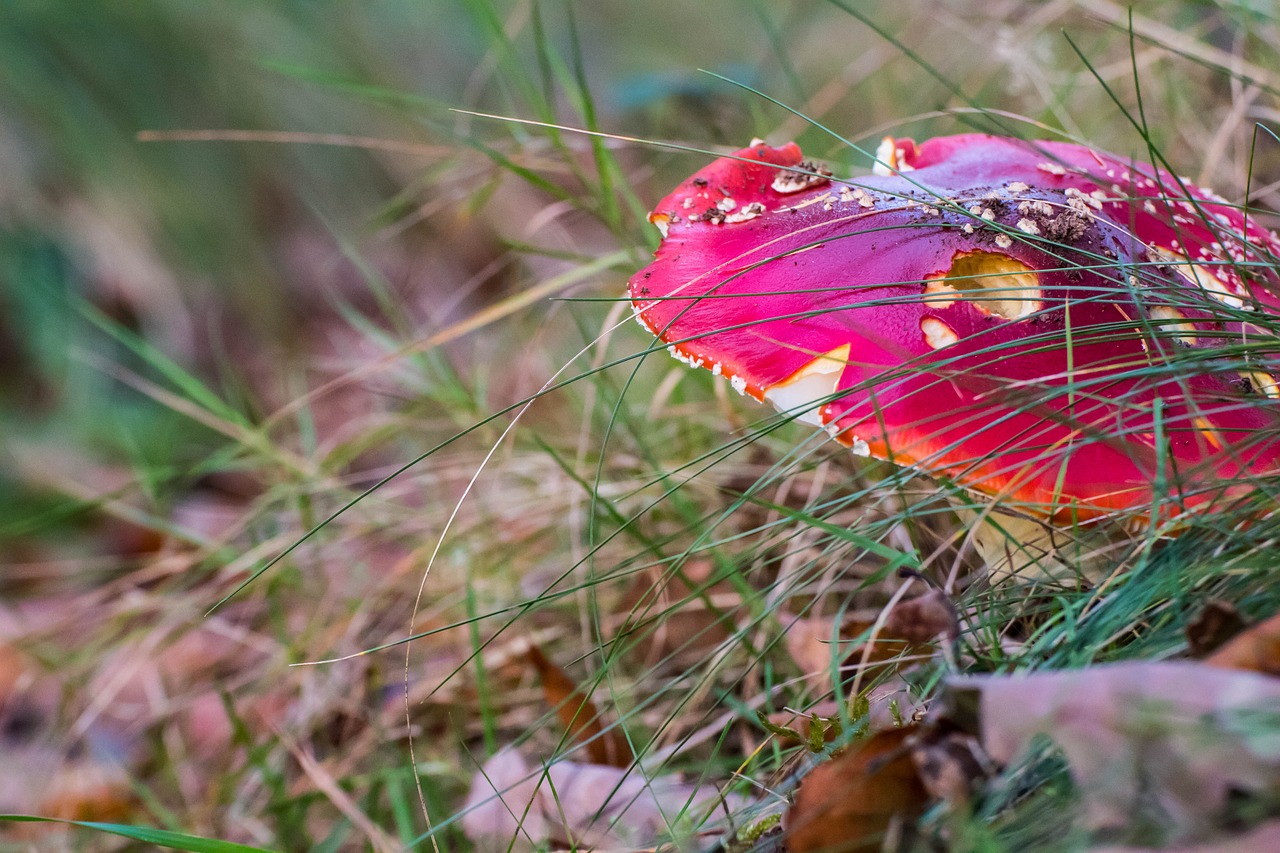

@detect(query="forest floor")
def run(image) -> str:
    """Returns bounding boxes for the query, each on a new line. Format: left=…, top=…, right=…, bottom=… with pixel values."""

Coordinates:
left=2, top=2, right=1280, bottom=851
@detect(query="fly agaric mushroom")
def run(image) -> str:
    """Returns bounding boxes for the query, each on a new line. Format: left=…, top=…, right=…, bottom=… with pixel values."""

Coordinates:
left=629, top=134, right=1280, bottom=580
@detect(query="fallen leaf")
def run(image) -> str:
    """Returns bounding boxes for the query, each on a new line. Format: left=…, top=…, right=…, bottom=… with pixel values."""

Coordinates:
left=614, top=561, right=735, bottom=670
left=462, top=747, right=741, bottom=853
left=1203, top=611, right=1280, bottom=676
left=0, top=644, right=135, bottom=821
left=37, top=760, right=133, bottom=822
left=781, top=603, right=943, bottom=695
left=1087, top=819, right=1280, bottom=852
left=0, top=643, right=32, bottom=704
left=786, top=727, right=929, bottom=852
left=1186, top=601, right=1246, bottom=658
left=909, top=728, right=988, bottom=806
left=527, top=645, right=632, bottom=767
left=944, top=662, right=1280, bottom=839
left=882, top=589, right=957, bottom=645
left=780, top=613, right=845, bottom=688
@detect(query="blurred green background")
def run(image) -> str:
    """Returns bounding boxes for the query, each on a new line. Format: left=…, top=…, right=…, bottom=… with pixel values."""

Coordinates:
left=0, top=1, right=813, bottom=547
left=7, top=0, right=1275, bottom=543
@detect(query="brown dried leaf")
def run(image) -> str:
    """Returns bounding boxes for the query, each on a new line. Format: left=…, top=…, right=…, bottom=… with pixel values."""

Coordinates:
left=1203, top=611, right=1280, bottom=676
left=910, top=730, right=988, bottom=806
left=1186, top=601, right=1247, bottom=658
left=462, top=747, right=742, bottom=853
left=527, top=645, right=631, bottom=768
left=0, top=646, right=136, bottom=820
left=786, top=727, right=929, bottom=853
left=1087, top=819, right=1280, bottom=852
left=781, top=613, right=843, bottom=686
left=782, top=607, right=938, bottom=693
left=37, top=761, right=133, bottom=822
left=614, top=561, right=735, bottom=669
left=882, top=589, right=957, bottom=645
left=947, top=662, right=1280, bottom=836
left=0, top=643, right=31, bottom=702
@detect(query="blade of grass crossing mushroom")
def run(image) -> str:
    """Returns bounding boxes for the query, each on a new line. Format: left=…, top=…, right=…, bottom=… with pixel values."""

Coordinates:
left=629, top=134, right=1280, bottom=589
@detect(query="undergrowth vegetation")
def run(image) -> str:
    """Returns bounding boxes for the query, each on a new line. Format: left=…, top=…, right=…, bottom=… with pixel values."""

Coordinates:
left=2, top=1, right=1280, bottom=851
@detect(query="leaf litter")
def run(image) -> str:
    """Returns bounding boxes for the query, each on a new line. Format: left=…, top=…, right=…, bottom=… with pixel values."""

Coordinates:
left=464, top=641, right=742, bottom=851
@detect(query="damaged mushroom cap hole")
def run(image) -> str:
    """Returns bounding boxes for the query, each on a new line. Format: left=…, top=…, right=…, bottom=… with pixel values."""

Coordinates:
left=761, top=345, right=850, bottom=428
left=1149, top=306, right=1199, bottom=346
left=1240, top=370, right=1280, bottom=399
left=920, top=316, right=959, bottom=350
left=923, top=252, right=1041, bottom=320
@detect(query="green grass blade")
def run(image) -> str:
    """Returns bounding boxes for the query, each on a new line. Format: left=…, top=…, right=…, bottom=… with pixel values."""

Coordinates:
left=0, top=816, right=278, bottom=852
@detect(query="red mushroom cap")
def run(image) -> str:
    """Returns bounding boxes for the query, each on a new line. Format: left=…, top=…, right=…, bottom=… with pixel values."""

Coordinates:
left=629, top=135, right=1280, bottom=521
left=882, top=134, right=1280, bottom=312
